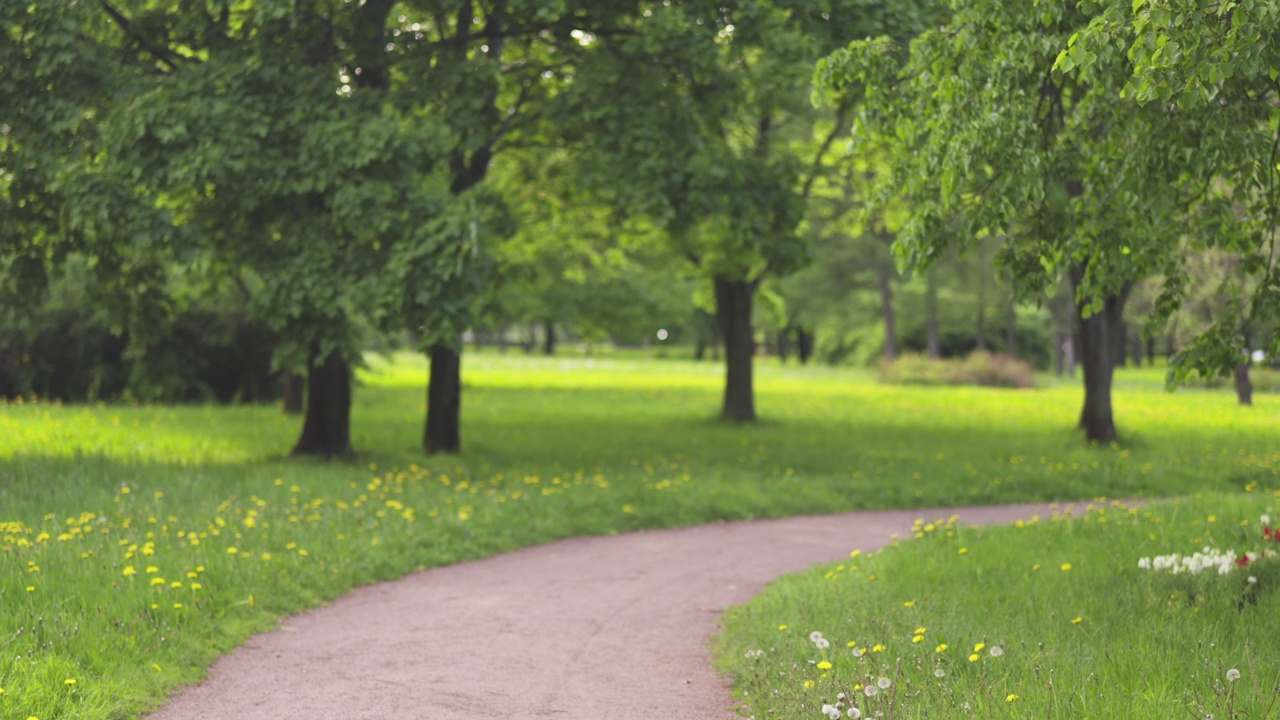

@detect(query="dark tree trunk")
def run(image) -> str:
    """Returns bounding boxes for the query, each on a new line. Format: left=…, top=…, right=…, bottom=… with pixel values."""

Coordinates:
left=975, top=247, right=988, bottom=350
left=715, top=277, right=756, bottom=422
left=1146, top=335, right=1156, bottom=366
left=543, top=320, right=556, bottom=356
left=1005, top=291, right=1017, bottom=358
left=925, top=265, right=941, bottom=359
left=1236, top=363, right=1253, bottom=406
left=291, top=349, right=353, bottom=458
left=1054, top=328, right=1065, bottom=376
left=1130, top=331, right=1143, bottom=368
left=424, top=343, right=462, bottom=454
left=877, top=261, right=898, bottom=361
left=1071, top=266, right=1131, bottom=443
left=282, top=370, right=303, bottom=414
left=777, top=328, right=792, bottom=363
left=797, top=328, right=815, bottom=365
left=1112, top=320, right=1128, bottom=368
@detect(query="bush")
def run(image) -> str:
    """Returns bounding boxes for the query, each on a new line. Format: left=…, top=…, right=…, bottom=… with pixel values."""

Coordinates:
left=878, top=350, right=1036, bottom=389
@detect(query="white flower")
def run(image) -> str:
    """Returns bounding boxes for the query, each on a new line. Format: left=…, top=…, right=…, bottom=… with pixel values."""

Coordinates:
left=822, top=703, right=842, bottom=719
left=934, top=668, right=946, bottom=678
left=877, top=677, right=892, bottom=689
left=810, top=631, right=825, bottom=643
left=1249, top=576, right=1258, bottom=584
left=1227, top=668, right=1241, bottom=682
left=1262, top=514, right=1271, bottom=525
left=864, top=685, right=879, bottom=697
left=847, top=709, right=862, bottom=719
left=989, top=646, right=1004, bottom=657
left=1138, top=557, right=1152, bottom=569
left=815, top=637, right=831, bottom=649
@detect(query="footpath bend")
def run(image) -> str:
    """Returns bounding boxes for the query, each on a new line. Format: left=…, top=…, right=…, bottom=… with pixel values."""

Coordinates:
left=149, top=503, right=1050, bottom=720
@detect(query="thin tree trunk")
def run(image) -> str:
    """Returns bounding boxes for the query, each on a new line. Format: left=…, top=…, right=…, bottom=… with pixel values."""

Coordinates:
left=291, top=349, right=353, bottom=458
left=777, top=328, right=792, bottom=363
left=926, top=265, right=940, bottom=359
left=715, top=276, right=756, bottom=422
left=424, top=343, right=462, bottom=454
left=1146, top=335, right=1156, bottom=366
left=1130, top=331, right=1143, bottom=368
left=797, top=328, right=815, bottom=364
left=282, top=370, right=303, bottom=414
left=975, top=246, right=988, bottom=350
left=877, top=261, right=898, bottom=361
left=1005, top=288, right=1017, bottom=358
left=543, top=320, right=556, bottom=356
left=1235, top=363, right=1253, bottom=406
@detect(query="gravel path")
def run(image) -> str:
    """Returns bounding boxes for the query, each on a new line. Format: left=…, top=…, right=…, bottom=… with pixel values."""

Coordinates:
left=148, top=503, right=1051, bottom=720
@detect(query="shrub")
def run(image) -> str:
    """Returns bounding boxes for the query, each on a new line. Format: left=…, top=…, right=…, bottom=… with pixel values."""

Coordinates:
left=879, top=350, right=1036, bottom=389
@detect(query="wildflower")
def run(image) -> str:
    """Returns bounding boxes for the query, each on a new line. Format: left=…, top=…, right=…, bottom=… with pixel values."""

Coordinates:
left=915, top=627, right=927, bottom=635
left=903, top=600, right=916, bottom=607
left=935, top=644, right=948, bottom=653
left=818, top=661, right=833, bottom=670
left=934, top=668, right=946, bottom=678
left=816, top=638, right=830, bottom=649
left=1071, top=617, right=1083, bottom=624
left=64, top=678, right=76, bottom=686
left=150, top=577, right=165, bottom=586
left=958, top=547, right=968, bottom=555
left=822, top=704, right=842, bottom=719
left=990, top=646, right=1004, bottom=657
left=1249, top=576, right=1258, bottom=584
left=779, top=625, right=788, bottom=631
left=122, top=566, right=137, bottom=577
left=1227, top=669, right=1241, bottom=682
left=968, top=653, right=980, bottom=662
left=811, top=631, right=824, bottom=643
left=871, top=644, right=886, bottom=653
left=973, top=642, right=985, bottom=653
left=877, top=677, right=891, bottom=689
left=1006, top=694, right=1019, bottom=702
left=864, top=685, right=879, bottom=697
left=1061, top=563, right=1072, bottom=571
left=153, top=664, right=162, bottom=672
left=912, top=635, right=924, bottom=643
left=804, top=680, right=815, bottom=689
left=145, top=566, right=158, bottom=574
left=25, top=586, right=34, bottom=592
left=848, top=709, right=862, bottom=719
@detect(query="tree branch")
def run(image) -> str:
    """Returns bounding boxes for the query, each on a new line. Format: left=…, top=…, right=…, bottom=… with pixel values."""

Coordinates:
left=98, top=0, right=183, bottom=71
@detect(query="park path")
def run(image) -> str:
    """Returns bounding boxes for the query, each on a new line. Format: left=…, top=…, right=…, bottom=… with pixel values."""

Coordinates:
left=148, top=503, right=1052, bottom=720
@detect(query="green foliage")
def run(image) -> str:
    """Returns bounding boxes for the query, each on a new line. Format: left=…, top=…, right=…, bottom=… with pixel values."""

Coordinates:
left=879, top=352, right=1037, bottom=389
left=716, top=494, right=1280, bottom=719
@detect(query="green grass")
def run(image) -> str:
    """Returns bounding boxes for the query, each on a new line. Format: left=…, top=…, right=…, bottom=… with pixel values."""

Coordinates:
left=714, top=493, right=1280, bottom=719
left=0, top=353, right=1277, bottom=719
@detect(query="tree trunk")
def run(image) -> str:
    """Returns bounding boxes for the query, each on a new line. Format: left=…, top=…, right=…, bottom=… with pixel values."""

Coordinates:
left=282, top=370, right=303, bottom=414
left=975, top=244, right=988, bottom=350
left=424, top=343, right=462, bottom=454
left=1005, top=290, right=1017, bottom=358
left=797, top=328, right=815, bottom=364
left=1112, top=320, right=1128, bottom=368
left=777, top=328, right=792, bottom=363
left=1235, top=363, right=1253, bottom=406
left=1071, top=267, right=1131, bottom=443
left=1130, top=331, right=1143, bottom=368
left=1146, top=335, right=1156, bottom=366
left=925, top=265, right=941, bottom=359
left=543, top=320, right=556, bottom=356
left=291, top=349, right=353, bottom=458
left=877, top=261, right=898, bottom=361
left=715, top=277, right=756, bottom=422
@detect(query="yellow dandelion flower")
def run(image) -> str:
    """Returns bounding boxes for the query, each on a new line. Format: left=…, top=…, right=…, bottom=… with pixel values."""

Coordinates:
left=958, top=547, right=968, bottom=554
left=145, top=566, right=158, bottom=574
left=173, top=603, right=183, bottom=609
left=1033, top=564, right=1041, bottom=571
left=974, top=642, right=985, bottom=652
left=1006, top=694, right=1019, bottom=702
left=872, top=644, right=886, bottom=653
left=191, top=582, right=203, bottom=590
left=153, top=664, right=162, bottom=672
left=817, top=661, right=832, bottom=670
left=150, top=577, right=165, bottom=586
left=969, top=653, right=980, bottom=662
left=778, top=625, right=788, bottom=630
left=1071, top=616, right=1083, bottom=624
left=903, top=600, right=916, bottom=607
left=803, top=680, right=815, bottom=689
left=64, top=678, right=76, bottom=686
left=935, top=644, right=948, bottom=653
left=912, top=636, right=924, bottom=643
left=1061, top=563, right=1072, bottom=571
left=846, top=640, right=858, bottom=648
left=915, top=627, right=927, bottom=634
left=25, top=586, right=34, bottom=593
left=122, top=566, right=137, bottom=577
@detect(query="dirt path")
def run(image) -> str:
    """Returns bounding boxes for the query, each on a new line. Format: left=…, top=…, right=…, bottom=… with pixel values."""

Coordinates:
left=148, top=503, right=1052, bottom=720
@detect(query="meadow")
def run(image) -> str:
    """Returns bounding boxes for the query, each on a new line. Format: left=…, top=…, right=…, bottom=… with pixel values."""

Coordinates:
left=1, top=351, right=1277, bottom=719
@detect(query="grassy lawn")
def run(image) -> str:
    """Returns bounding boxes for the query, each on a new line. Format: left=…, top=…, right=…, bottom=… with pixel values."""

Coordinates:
left=714, top=493, right=1280, bottom=719
left=0, top=352, right=1276, bottom=719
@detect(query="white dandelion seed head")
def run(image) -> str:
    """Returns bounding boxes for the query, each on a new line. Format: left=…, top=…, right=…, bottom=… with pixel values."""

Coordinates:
left=1262, top=514, right=1271, bottom=525
left=822, top=703, right=842, bottom=719
left=877, top=677, right=892, bottom=689
left=815, top=637, right=831, bottom=649
left=810, top=631, right=825, bottom=643
left=1227, top=668, right=1241, bottom=682
left=847, top=708, right=862, bottom=719
left=864, top=685, right=879, bottom=697
left=1249, top=576, right=1258, bottom=584
left=989, top=646, right=1004, bottom=657
left=934, top=668, right=946, bottom=678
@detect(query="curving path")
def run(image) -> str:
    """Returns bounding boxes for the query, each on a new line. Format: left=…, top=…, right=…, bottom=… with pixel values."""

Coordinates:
left=149, top=503, right=1052, bottom=720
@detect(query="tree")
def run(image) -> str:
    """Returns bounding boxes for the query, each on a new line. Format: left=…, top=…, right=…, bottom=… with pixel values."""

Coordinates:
left=1065, top=0, right=1280, bottom=384
left=559, top=0, right=931, bottom=421
left=820, top=0, right=1195, bottom=441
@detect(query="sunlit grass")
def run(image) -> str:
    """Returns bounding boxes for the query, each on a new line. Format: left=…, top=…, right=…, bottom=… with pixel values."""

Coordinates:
left=715, top=493, right=1280, bottom=719
left=0, top=353, right=1276, bottom=718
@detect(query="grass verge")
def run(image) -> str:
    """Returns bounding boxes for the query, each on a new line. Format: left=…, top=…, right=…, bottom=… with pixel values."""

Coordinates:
left=715, top=493, right=1280, bottom=719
